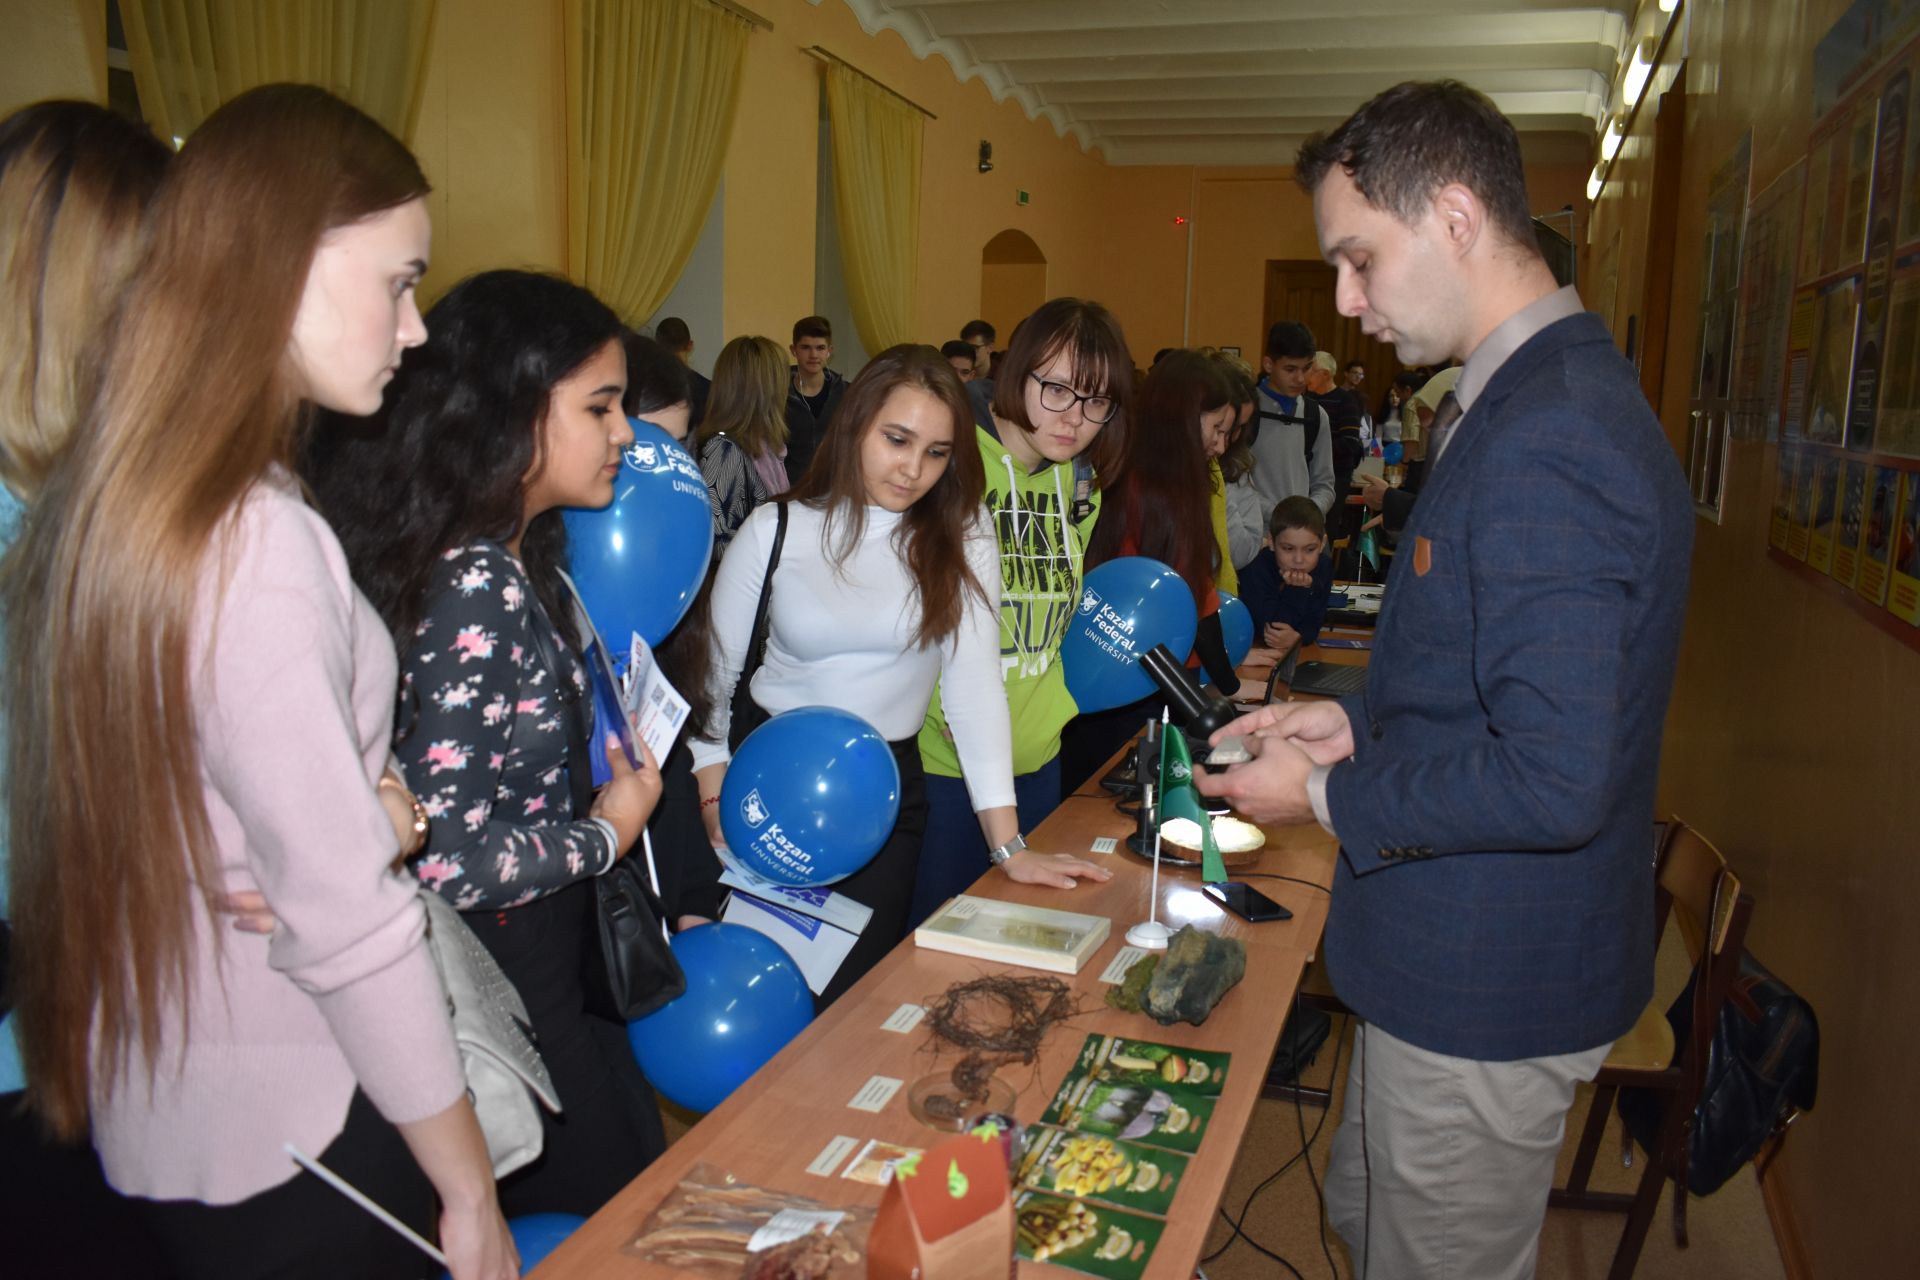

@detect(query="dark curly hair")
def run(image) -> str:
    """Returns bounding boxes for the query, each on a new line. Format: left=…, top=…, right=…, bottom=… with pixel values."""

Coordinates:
left=303, top=269, right=624, bottom=652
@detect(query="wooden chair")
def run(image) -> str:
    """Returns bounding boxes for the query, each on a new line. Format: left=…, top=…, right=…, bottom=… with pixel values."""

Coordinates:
left=1548, top=818, right=1755, bottom=1280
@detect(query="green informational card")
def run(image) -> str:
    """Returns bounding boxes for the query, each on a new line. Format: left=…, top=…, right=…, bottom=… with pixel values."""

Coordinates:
left=1017, top=1125, right=1187, bottom=1216
left=1039, top=1071, right=1215, bottom=1153
left=1014, top=1190, right=1165, bottom=1278
left=1074, top=1033, right=1231, bottom=1096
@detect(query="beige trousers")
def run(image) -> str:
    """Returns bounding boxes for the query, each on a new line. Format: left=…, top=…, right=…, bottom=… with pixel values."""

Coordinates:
left=1324, top=1022, right=1610, bottom=1280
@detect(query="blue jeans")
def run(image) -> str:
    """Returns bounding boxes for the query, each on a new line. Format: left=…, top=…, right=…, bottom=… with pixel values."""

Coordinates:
left=907, top=758, right=1062, bottom=929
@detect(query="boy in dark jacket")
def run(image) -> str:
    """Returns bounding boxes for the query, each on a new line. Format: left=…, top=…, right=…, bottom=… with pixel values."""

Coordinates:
left=1237, top=495, right=1333, bottom=656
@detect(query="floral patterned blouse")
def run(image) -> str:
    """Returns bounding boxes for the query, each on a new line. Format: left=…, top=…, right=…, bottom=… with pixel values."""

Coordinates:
left=396, top=541, right=614, bottom=910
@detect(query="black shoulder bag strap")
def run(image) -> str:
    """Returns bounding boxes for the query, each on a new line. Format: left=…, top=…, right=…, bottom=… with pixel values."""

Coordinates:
left=728, top=500, right=789, bottom=752
left=529, top=581, right=685, bottom=1020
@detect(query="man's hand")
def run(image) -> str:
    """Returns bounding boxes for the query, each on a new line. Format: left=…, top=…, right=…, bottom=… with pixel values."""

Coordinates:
left=1193, top=737, right=1317, bottom=826
left=1210, top=700, right=1355, bottom=765
left=1359, top=472, right=1390, bottom=512
left=1263, top=622, right=1301, bottom=654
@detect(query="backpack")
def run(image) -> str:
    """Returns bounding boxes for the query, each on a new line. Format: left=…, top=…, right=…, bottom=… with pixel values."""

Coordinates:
left=1251, top=386, right=1325, bottom=472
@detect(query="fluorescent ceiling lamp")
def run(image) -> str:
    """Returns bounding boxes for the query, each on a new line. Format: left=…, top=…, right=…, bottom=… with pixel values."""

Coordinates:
left=1622, top=36, right=1657, bottom=107
left=1600, top=115, right=1625, bottom=162
left=1587, top=165, right=1604, bottom=201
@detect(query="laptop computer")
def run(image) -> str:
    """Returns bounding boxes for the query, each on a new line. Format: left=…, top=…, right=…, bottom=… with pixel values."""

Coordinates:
left=1265, top=649, right=1369, bottom=701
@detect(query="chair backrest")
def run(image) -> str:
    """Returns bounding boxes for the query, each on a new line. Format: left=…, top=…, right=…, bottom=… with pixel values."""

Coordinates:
left=1652, top=819, right=1756, bottom=1163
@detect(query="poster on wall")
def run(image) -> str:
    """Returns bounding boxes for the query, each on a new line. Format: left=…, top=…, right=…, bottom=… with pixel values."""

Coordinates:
left=1903, top=48, right=1920, bottom=246
left=1835, top=459, right=1870, bottom=586
left=1808, top=454, right=1843, bottom=572
left=1888, top=472, right=1920, bottom=623
left=1881, top=267, right=1920, bottom=455
left=1858, top=464, right=1903, bottom=603
left=1789, top=449, right=1818, bottom=560
left=1846, top=70, right=1910, bottom=450
left=1771, top=447, right=1799, bottom=550
left=1733, top=160, right=1807, bottom=440
left=1804, top=276, right=1862, bottom=441
left=1833, top=101, right=1879, bottom=276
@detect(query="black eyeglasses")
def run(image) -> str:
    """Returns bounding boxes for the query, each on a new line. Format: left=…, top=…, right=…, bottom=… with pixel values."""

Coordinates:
left=1028, top=373, right=1119, bottom=425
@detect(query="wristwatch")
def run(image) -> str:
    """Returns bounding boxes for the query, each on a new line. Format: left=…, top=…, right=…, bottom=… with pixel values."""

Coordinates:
left=988, top=833, right=1028, bottom=867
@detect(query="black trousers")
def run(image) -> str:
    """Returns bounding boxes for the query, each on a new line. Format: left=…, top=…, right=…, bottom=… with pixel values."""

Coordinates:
left=815, top=735, right=929, bottom=1009
left=1059, top=692, right=1163, bottom=798
left=465, top=881, right=666, bottom=1217
left=135, top=1089, right=437, bottom=1280
left=0, top=1091, right=179, bottom=1280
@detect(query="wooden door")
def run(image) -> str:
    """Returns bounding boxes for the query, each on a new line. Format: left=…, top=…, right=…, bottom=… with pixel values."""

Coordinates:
left=1261, top=259, right=1403, bottom=412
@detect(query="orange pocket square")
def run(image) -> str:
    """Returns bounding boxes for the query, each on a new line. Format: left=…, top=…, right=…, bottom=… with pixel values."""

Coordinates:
left=1413, top=536, right=1433, bottom=576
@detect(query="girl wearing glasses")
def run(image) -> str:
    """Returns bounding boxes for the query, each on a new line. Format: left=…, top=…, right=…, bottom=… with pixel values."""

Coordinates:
left=908, top=300, right=1133, bottom=928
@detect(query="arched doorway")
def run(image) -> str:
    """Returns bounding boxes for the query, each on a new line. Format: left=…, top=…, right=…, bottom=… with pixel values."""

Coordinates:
left=980, top=229, right=1047, bottom=347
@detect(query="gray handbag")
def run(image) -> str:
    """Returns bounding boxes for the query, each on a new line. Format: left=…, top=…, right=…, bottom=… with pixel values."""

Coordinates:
left=419, top=890, right=561, bottom=1177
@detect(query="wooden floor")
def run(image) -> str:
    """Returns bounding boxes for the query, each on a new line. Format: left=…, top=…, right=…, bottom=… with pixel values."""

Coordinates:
left=1194, top=922, right=1790, bottom=1280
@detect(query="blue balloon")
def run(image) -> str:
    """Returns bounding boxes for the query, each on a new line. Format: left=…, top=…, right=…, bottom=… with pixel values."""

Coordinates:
left=439, top=1214, right=583, bottom=1278
left=1201, top=591, right=1254, bottom=685
left=720, top=708, right=900, bottom=887
left=628, top=924, right=813, bottom=1113
left=1061, top=557, right=1199, bottom=712
left=562, top=418, right=714, bottom=647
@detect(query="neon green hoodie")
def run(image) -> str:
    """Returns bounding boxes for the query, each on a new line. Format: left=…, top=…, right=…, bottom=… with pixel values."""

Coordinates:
left=920, top=393, right=1101, bottom=779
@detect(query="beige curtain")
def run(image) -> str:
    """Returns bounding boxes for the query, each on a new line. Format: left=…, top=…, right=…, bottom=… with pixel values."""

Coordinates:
left=566, top=0, right=749, bottom=324
left=824, top=62, right=922, bottom=355
left=119, top=1, right=437, bottom=144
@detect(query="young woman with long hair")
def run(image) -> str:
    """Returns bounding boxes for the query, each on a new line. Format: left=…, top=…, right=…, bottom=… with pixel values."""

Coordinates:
left=0, top=96, right=172, bottom=1280
left=694, top=334, right=791, bottom=555
left=1061, top=349, right=1260, bottom=793
left=694, top=344, right=1107, bottom=1005
left=908, top=300, right=1130, bottom=928
left=306, top=269, right=686, bottom=1216
left=2, top=86, right=515, bottom=1279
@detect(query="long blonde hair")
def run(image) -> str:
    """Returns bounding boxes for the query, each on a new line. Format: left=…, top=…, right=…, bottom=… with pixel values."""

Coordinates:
left=695, top=334, right=789, bottom=459
left=0, top=102, right=168, bottom=498
left=3, top=84, right=429, bottom=1139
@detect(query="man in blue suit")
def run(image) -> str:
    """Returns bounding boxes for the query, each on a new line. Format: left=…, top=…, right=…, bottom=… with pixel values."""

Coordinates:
left=1199, top=81, right=1693, bottom=1279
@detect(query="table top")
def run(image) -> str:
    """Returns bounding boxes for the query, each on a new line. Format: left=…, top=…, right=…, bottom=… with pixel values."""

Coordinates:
left=536, top=643, right=1365, bottom=1280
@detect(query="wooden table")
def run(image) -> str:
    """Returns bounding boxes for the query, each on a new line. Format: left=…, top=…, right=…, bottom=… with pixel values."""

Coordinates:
left=538, top=643, right=1367, bottom=1280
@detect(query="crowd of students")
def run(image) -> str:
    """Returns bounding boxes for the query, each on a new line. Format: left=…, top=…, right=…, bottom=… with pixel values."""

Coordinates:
left=0, top=82, right=1354, bottom=1280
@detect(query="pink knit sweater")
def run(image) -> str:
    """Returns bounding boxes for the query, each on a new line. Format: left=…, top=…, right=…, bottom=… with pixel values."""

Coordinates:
left=91, top=473, right=465, bottom=1205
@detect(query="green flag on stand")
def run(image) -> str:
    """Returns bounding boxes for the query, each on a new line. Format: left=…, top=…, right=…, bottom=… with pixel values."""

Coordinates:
left=1358, top=523, right=1380, bottom=572
left=1158, top=725, right=1227, bottom=883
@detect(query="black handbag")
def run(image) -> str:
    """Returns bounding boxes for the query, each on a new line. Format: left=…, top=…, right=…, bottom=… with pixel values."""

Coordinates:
left=727, top=500, right=788, bottom=752
left=1617, top=951, right=1819, bottom=1196
left=529, top=591, right=686, bottom=1022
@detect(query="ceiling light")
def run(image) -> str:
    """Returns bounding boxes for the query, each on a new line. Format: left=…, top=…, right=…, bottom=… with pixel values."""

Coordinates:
left=1622, top=36, right=1657, bottom=107
left=1587, top=165, right=1604, bottom=201
left=1658, top=0, right=1678, bottom=11
left=1600, top=115, right=1625, bottom=162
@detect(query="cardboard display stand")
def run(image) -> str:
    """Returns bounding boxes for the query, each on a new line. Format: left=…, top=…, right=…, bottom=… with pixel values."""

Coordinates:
left=869, top=1123, right=1016, bottom=1280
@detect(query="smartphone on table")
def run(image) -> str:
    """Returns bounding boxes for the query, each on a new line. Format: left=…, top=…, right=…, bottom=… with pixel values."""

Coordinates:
left=1202, top=881, right=1293, bottom=922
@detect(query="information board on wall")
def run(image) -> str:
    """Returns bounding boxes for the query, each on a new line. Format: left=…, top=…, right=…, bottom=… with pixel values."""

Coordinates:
left=1768, top=0, right=1920, bottom=650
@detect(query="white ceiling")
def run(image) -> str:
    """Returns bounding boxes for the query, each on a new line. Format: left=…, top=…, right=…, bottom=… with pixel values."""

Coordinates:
left=833, top=0, right=1631, bottom=167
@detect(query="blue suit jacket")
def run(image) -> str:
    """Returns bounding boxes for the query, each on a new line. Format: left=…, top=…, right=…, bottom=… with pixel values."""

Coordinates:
left=1322, top=312, right=1693, bottom=1061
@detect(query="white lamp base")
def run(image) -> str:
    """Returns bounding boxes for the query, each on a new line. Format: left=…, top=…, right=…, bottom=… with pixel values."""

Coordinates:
left=1125, top=920, right=1174, bottom=950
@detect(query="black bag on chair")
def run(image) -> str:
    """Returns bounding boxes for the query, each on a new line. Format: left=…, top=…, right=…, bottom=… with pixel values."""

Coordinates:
left=1617, top=951, right=1819, bottom=1196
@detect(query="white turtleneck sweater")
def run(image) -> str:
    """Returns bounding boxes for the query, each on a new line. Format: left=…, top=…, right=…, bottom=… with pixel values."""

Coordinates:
left=692, top=498, right=1016, bottom=813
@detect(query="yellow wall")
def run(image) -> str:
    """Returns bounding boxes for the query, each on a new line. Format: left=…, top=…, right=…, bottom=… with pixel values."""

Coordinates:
left=409, top=0, right=569, bottom=300
left=3, top=0, right=105, bottom=115
left=1590, top=2, right=1914, bottom=1273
